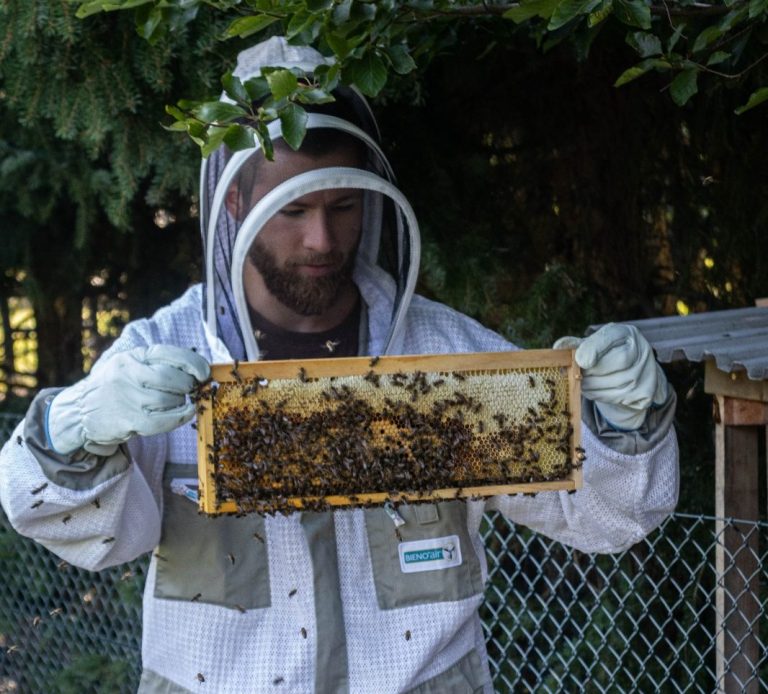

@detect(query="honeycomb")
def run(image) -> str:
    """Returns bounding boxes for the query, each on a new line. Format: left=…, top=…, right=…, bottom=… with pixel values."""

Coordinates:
left=196, top=353, right=581, bottom=515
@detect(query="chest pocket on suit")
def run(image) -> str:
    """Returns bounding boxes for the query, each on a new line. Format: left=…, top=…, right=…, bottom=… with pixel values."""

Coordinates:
left=154, top=463, right=271, bottom=610
left=364, top=501, right=484, bottom=610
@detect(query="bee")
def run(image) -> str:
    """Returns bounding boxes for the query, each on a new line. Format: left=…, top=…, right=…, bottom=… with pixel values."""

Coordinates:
left=191, top=593, right=202, bottom=602
left=273, top=676, right=284, bottom=685
left=233, top=604, right=246, bottom=613
left=49, top=607, right=64, bottom=617
left=196, top=672, right=206, bottom=683
left=153, top=552, right=168, bottom=562
left=254, top=329, right=266, bottom=340
left=226, top=553, right=236, bottom=565
left=92, top=498, right=101, bottom=509
left=31, top=482, right=48, bottom=495
left=368, top=355, right=380, bottom=367
left=30, top=499, right=43, bottom=509
left=230, top=360, right=242, bottom=383
left=31, top=615, right=42, bottom=627
left=288, top=588, right=297, bottom=598
left=219, top=305, right=225, bottom=315
left=405, top=630, right=412, bottom=641
left=323, top=339, right=340, bottom=353
left=6, top=644, right=20, bottom=655
left=453, top=372, right=466, bottom=381
left=120, top=570, right=134, bottom=581
left=62, top=514, right=72, bottom=524
left=253, top=531, right=264, bottom=543
left=528, top=375, right=536, bottom=388
left=300, top=627, right=307, bottom=639
left=102, top=536, right=115, bottom=544
left=16, top=435, right=23, bottom=446
left=298, top=367, right=308, bottom=383
left=57, top=560, right=69, bottom=571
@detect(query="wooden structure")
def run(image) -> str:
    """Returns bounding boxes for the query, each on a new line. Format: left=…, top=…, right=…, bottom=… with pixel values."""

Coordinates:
left=196, top=349, right=582, bottom=515
left=623, top=305, right=768, bottom=694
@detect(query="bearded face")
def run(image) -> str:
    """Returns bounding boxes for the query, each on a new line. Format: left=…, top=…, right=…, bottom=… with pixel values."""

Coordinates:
left=247, top=237, right=358, bottom=316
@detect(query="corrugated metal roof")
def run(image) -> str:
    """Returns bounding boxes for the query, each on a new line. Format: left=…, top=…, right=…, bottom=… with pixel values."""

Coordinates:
left=589, top=306, right=768, bottom=381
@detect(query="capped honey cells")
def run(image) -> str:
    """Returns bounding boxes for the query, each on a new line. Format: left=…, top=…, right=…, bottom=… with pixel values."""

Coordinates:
left=195, top=351, right=582, bottom=515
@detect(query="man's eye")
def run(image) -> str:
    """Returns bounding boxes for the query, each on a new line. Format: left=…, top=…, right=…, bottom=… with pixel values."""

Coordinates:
left=279, top=208, right=304, bottom=218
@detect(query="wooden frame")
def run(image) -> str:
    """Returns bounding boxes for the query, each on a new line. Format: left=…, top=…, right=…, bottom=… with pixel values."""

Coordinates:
left=196, top=349, right=582, bottom=515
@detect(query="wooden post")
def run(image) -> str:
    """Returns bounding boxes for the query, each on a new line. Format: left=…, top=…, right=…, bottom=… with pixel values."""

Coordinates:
left=713, top=393, right=764, bottom=693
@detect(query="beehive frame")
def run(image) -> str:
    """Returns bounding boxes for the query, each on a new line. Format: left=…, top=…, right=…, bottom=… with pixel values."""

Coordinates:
left=196, top=350, right=582, bottom=515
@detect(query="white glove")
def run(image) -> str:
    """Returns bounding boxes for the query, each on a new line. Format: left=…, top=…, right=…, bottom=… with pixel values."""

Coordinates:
left=47, top=345, right=210, bottom=456
left=554, top=323, right=668, bottom=431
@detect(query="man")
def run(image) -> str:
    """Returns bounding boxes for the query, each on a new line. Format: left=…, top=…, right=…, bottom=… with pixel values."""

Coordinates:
left=0, top=37, right=678, bottom=693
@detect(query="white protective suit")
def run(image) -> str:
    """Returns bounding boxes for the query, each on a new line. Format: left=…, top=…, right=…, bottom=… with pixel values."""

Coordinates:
left=0, top=38, right=679, bottom=694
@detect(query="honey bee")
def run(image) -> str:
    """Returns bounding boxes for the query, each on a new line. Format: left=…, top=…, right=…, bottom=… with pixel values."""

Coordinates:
left=233, top=604, right=246, bottom=613
left=92, top=498, right=101, bottom=509
left=30, top=499, right=43, bottom=509
left=405, top=630, right=412, bottom=641
left=288, top=588, right=297, bottom=598
left=62, top=514, right=72, bottom=524
left=298, top=367, right=308, bottom=383
left=16, top=435, right=23, bottom=446
left=102, top=536, right=115, bottom=544
left=273, top=676, right=284, bottom=685
left=226, top=553, right=236, bottom=565
left=31, top=615, right=42, bottom=628
left=368, top=356, right=380, bottom=367
left=323, top=339, right=340, bottom=353
left=196, top=672, right=206, bottom=683
left=300, top=627, right=307, bottom=639
left=31, top=482, right=47, bottom=494
left=49, top=607, right=64, bottom=617
left=253, top=531, right=264, bottom=543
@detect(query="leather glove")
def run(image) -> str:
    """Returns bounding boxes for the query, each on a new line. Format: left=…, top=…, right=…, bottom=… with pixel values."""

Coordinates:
left=554, top=323, right=668, bottom=431
left=46, top=345, right=210, bottom=456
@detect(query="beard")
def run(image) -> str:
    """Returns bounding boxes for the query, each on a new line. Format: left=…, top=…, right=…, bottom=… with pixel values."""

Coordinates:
left=247, top=237, right=357, bottom=316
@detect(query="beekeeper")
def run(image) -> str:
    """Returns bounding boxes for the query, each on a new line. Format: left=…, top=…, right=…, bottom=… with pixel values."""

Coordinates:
left=0, top=37, right=678, bottom=693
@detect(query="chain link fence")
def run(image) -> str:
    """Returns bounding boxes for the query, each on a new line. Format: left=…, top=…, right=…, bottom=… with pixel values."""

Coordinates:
left=1, top=412, right=767, bottom=692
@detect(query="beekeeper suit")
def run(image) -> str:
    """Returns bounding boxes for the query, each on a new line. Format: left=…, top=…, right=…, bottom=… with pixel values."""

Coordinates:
left=0, top=37, right=678, bottom=693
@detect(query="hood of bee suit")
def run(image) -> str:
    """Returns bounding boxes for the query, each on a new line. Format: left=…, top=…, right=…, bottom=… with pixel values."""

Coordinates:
left=199, top=36, right=421, bottom=363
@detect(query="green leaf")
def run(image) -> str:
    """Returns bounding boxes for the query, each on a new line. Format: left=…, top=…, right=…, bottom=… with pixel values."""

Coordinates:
left=548, top=0, right=602, bottom=30
left=165, top=104, right=187, bottom=121
left=201, top=125, right=229, bottom=158
left=325, top=32, right=352, bottom=59
left=735, top=86, right=768, bottom=114
left=266, top=69, right=299, bottom=101
left=295, top=87, right=335, bottom=105
left=588, top=0, right=613, bottom=27
left=223, top=15, right=279, bottom=39
left=332, top=0, right=353, bottom=24
left=614, top=0, right=651, bottom=29
left=344, top=52, right=388, bottom=97
left=244, top=76, right=271, bottom=103
left=670, top=68, right=699, bottom=106
left=614, top=57, right=670, bottom=86
left=707, top=50, right=731, bottom=66
left=192, top=101, right=247, bottom=124
left=692, top=25, right=723, bottom=53
left=279, top=103, right=308, bottom=150
left=504, top=0, right=560, bottom=23
left=306, top=0, right=334, bottom=10
left=75, top=0, right=153, bottom=19
left=749, top=0, right=768, bottom=18
left=626, top=31, right=662, bottom=57
left=385, top=44, right=416, bottom=75
left=221, top=73, right=249, bottom=104
left=667, top=22, right=686, bottom=52
left=223, top=124, right=256, bottom=152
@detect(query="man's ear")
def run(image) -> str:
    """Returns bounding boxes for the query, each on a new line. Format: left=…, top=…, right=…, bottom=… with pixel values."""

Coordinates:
left=225, top=187, right=244, bottom=221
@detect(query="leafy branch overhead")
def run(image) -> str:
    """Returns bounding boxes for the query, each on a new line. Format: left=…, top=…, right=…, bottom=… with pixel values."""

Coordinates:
left=74, top=0, right=768, bottom=154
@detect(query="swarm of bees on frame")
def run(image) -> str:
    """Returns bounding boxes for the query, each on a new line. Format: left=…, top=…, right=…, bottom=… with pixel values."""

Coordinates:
left=195, top=361, right=579, bottom=515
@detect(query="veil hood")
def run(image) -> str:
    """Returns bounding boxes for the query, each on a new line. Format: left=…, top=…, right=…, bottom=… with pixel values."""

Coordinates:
left=199, top=37, right=420, bottom=362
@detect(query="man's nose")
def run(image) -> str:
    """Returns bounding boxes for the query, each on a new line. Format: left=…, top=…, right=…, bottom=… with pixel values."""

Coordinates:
left=302, top=209, right=334, bottom=253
